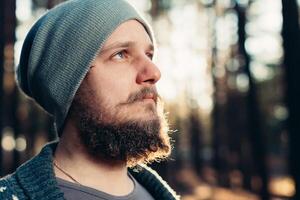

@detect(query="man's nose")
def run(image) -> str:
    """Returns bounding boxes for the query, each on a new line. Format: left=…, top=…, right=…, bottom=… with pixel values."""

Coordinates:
left=136, top=56, right=161, bottom=85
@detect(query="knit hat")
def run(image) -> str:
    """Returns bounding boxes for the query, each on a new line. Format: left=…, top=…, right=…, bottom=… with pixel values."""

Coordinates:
left=16, top=0, right=153, bottom=135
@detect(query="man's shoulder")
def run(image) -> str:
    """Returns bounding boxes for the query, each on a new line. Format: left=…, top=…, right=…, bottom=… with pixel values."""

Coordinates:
left=0, top=173, right=22, bottom=200
left=129, top=165, right=180, bottom=200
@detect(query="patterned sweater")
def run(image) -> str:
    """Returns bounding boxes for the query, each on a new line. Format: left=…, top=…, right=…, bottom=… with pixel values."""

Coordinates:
left=0, top=141, right=179, bottom=200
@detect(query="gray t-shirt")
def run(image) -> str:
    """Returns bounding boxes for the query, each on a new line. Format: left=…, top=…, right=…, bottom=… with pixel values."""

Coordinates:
left=56, top=174, right=155, bottom=200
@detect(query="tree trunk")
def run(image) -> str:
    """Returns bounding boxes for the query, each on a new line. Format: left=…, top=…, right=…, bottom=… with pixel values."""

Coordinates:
left=3, top=0, right=18, bottom=173
left=235, top=3, right=270, bottom=199
left=281, top=0, right=300, bottom=199
left=0, top=0, right=5, bottom=176
left=189, top=109, right=204, bottom=176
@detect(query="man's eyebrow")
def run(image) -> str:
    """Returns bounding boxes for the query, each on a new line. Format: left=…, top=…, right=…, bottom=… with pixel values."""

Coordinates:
left=99, top=41, right=154, bottom=55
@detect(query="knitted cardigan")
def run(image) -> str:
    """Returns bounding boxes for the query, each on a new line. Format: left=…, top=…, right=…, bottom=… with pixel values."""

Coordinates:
left=0, top=142, right=179, bottom=200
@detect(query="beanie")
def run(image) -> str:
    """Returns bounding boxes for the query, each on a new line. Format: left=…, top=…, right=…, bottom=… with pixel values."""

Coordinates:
left=16, top=0, right=153, bottom=135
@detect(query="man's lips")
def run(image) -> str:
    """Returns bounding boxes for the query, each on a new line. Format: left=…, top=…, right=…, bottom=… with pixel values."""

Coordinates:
left=123, top=87, right=159, bottom=105
left=142, top=93, right=157, bottom=103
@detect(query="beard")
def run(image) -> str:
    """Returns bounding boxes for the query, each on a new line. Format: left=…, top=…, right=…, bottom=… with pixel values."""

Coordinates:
left=68, top=87, right=172, bottom=167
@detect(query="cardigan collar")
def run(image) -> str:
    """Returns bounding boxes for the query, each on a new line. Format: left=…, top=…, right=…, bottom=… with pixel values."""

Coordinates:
left=14, top=141, right=179, bottom=200
left=15, top=141, right=64, bottom=200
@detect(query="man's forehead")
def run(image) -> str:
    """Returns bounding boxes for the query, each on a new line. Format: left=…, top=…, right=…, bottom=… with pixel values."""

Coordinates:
left=100, top=20, right=153, bottom=49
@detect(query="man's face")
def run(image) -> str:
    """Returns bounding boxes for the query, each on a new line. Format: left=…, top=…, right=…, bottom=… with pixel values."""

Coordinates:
left=69, top=20, right=171, bottom=166
left=84, top=20, right=162, bottom=122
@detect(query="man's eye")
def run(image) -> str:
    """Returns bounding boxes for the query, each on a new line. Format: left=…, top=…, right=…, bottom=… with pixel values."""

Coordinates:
left=112, top=51, right=126, bottom=60
left=146, top=52, right=153, bottom=60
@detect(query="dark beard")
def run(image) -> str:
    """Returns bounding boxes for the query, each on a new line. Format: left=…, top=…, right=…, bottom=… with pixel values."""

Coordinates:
left=68, top=88, right=171, bottom=167
left=77, top=116, right=170, bottom=166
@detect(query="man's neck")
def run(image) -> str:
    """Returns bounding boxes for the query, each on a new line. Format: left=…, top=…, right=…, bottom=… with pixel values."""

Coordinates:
left=53, top=122, right=134, bottom=196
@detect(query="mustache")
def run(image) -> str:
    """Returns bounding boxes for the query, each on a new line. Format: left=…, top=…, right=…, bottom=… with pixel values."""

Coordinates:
left=125, top=87, right=158, bottom=104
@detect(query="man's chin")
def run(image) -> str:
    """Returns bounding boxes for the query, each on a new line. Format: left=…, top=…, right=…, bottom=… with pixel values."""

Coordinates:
left=133, top=102, right=158, bottom=115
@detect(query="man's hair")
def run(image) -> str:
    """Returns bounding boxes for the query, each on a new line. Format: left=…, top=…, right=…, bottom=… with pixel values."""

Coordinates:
left=16, top=0, right=154, bottom=135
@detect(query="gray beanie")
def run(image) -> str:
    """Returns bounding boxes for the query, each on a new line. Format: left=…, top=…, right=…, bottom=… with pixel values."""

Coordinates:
left=16, top=0, right=153, bottom=135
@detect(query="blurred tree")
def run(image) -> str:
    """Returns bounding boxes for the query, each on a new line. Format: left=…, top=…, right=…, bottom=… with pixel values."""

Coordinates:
left=47, top=0, right=65, bottom=9
left=150, top=0, right=171, bottom=17
left=281, top=0, right=300, bottom=199
left=188, top=108, right=204, bottom=176
left=226, top=91, right=252, bottom=189
left=0, top=0, right=5, bottom=176
left=235, top=2, right=269, bottom=199
left=209, top=0, right=231, bottom=187
left=1, top=0, right=18, bottom=175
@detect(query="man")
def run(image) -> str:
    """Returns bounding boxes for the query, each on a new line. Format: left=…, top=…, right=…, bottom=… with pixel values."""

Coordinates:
left=0, top=0, right=179, bottom=199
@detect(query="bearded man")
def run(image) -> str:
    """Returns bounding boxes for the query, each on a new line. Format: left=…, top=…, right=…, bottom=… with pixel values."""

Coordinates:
left=0, top=0, right=179, bottom=199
